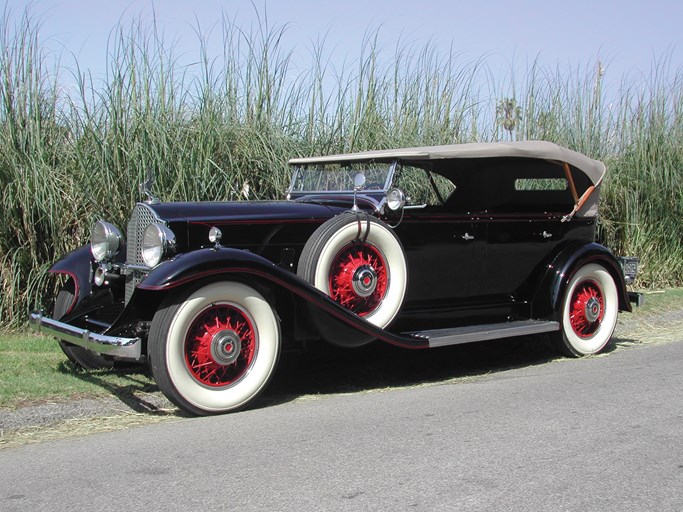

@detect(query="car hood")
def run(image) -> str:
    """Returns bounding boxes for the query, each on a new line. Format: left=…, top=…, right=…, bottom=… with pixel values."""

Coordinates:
left=147, top=200, right=339, bottom=224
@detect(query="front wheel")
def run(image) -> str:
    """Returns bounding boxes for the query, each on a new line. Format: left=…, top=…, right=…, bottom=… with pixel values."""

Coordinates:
left=149, top=281, right=281, bottom=415
left=555, top=263, right=619, bottom=357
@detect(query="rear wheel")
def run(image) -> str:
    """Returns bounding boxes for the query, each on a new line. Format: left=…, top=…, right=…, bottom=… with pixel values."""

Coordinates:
left=149, top=281, right=281, bottom=415
left=556, top=263, right=618, bottom=356
left=54, top=280, right=113, bottom=370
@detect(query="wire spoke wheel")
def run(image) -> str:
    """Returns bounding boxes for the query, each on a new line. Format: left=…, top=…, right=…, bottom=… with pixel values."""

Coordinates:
left=298, top=213, right=407, bottom=330
left=328, top=242, right=388, bottom=316
left=557, top=263, right=618, bottom=356
left=185, top=304, right=256, bottom=387
left=569, top=281, right=605, bottom=338
left=149, top=281, right=280, bottom=415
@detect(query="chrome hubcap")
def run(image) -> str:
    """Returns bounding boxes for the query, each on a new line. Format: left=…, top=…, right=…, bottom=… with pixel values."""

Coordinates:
left=584, top=297, right=601, bottom=323
left=210, top=330, right=242, bottom=366
left=352, top=265, right=378, bottom=297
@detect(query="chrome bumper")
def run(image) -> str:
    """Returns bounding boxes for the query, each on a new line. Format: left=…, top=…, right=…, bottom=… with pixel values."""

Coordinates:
left=29, top=310, right=142, bottom=360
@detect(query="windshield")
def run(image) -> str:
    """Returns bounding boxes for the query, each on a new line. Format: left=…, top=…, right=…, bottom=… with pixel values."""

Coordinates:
left=288, top=163, right=395, bottom=193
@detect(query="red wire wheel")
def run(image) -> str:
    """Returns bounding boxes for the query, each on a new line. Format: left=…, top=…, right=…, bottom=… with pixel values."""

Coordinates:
left=558, top=263, right=619, bottom=356
left=298, top=214, right=407, bottom=330
left=184, top=304, right=256, bottom=387
left=328, top=242, right=388, bottom=316
left=568, top=281, right=605, bottom=338
left=148, top=281, right=281, bottom=415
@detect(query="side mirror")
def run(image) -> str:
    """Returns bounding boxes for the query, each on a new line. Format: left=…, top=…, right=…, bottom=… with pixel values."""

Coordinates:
left=351, top=173, right=366, bottom=212
left=353, top=172, right=366, bottom=191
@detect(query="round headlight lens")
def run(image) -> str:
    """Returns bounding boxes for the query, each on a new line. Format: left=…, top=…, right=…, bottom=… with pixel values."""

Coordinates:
left=90, top=221, right=123, bottom=262
left=386, top=188, right=406, bottom=211
left=142, top=223, right=176, bottom=267
left=208, top=226, right=223, bottom=244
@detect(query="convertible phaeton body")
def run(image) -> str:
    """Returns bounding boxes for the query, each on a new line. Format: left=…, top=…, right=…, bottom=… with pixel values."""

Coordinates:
left=30, top=141, right=640, bottom=415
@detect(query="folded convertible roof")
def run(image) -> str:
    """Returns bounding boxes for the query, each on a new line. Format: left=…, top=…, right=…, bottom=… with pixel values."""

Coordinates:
left=288, top=141, right=606, bottom=186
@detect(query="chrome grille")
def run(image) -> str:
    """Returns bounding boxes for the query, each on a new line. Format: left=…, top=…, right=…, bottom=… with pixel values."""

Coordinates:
left=125, top=203, right=161, bottom=304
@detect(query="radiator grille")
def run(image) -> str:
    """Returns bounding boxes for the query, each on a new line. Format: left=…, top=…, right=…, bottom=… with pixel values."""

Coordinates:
left=125, top=203, right=161, bottom=304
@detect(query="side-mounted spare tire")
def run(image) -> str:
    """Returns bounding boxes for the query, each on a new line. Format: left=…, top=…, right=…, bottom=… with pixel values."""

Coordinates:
left=297, top=213, right=407, bottom=329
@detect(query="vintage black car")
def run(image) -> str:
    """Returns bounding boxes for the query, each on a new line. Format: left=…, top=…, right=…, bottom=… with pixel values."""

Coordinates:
left=30, top=141, right=640, bottom=415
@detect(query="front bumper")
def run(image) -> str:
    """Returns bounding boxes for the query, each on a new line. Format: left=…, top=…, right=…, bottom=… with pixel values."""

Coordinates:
left=29, top=310, right=142, bottom=360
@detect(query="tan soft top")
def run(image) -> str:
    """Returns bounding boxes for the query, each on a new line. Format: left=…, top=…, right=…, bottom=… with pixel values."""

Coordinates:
left=288, top=141, right=606, bottom=187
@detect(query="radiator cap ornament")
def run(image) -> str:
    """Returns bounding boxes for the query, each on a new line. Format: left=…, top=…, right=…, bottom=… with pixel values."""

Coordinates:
left=140, top=169, right=160, bottom=204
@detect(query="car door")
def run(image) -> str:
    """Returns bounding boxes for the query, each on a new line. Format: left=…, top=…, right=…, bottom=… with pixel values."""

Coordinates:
left=476, top=170, right=583, bottom=304
left=393, top=208, right=485, bottom=318
left=478, top=212, right=559, bottom=298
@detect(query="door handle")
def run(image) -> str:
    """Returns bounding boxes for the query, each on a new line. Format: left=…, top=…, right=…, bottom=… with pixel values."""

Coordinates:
left=541, top=231, right=553, bottom=239
left=461, top=233, right=474, bottom=241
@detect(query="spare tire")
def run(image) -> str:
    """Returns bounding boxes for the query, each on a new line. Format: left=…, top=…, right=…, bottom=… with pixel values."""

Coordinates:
left=298, top=213, right=407, bottom=328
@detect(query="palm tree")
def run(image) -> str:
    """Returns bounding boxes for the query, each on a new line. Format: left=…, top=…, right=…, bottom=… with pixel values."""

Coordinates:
left=496, top=97, right=522, bottom=140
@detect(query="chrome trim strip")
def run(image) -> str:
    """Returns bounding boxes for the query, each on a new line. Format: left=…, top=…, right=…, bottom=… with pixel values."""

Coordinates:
left=113, top=262, right=151, bottom=272
left=29, top=310, right=142, bottom=360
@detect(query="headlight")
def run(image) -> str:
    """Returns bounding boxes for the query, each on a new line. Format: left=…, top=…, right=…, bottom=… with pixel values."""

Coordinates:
left=208, top=226, right=223, bottom=244
left=386, top=188, right=406, bottom=211
left=90, top=221, right=123, bottom=262
left=142, top=223, right=176, bottom=267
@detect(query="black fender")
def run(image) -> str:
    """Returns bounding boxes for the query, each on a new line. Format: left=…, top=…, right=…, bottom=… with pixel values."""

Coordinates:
left=49, top=244, right=128, bottom=315
left=532, top=242, right=631, bottom=320
left=48, top=246, right=93, bottom=312
left=133, top=247, right=429, bottom=349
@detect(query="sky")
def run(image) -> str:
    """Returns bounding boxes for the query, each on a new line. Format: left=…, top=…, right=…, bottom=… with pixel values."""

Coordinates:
left=4, top=0, right=682, bottom=91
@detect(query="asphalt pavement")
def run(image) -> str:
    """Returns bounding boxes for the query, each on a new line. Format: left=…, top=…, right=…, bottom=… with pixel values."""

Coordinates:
left=1, top=338, right=681, bottom=512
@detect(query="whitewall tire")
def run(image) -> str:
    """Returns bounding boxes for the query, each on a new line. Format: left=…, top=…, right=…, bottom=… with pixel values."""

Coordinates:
left=298, top=214, right=407, bottom=328
left=557, top=263, right=618, bottom=356
left=149, top=281, right=280, bottom=415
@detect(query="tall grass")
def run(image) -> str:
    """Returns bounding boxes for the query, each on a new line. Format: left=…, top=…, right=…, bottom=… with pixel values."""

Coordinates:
left=0, top=8, right=681, bottom=327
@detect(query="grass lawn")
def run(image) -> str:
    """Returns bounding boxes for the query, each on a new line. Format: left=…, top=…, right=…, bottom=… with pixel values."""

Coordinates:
left=0, top=334, right=155, bottom=409
left=637, top=287, right=683, bottom=313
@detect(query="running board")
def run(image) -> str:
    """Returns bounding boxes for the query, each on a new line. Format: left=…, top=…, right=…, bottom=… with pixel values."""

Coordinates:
left=407, top=320, right=560, bottom=348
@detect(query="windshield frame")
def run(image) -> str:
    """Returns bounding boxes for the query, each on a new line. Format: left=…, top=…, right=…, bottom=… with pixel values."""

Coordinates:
left=287, top=160, right=399, bottom=197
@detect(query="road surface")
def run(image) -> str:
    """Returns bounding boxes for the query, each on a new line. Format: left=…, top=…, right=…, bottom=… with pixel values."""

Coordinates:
left=1, top=338, right=682, bottom=511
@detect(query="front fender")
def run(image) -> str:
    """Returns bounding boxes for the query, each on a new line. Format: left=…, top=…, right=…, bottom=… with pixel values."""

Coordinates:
left=138, top=247, right=286, bottom=291
left=135, top=248, right=429, bottom=349
left=49, top=246, right=93, bottom=310
left=532, top=242, right=631, bottom=320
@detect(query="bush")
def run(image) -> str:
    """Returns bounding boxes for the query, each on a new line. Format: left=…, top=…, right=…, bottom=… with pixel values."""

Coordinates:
left=0, top=8, right=681, bottom=326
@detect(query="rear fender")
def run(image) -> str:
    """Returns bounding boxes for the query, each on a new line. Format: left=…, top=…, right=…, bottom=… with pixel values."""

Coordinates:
left=532, top=242, right=631, bottom=320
